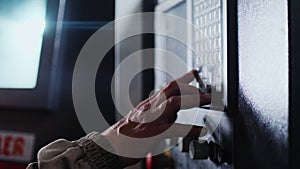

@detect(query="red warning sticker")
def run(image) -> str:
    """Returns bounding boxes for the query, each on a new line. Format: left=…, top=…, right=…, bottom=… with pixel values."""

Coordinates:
left=0, top=131, right=35, bottom=162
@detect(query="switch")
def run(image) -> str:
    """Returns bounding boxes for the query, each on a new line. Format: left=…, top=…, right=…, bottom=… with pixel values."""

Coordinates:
left=189, top=140, right=224, bottom=164
left=178, top=137, right=198, bottom=152
left=189, top=140, right=210, bottom=160
left=210, top=141, right=223, bottom=164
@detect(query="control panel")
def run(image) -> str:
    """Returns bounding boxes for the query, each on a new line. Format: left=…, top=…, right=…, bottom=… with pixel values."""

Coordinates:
left=155, top=0, right=232, bottom=167
left=193, top=0, right=227, bottom=111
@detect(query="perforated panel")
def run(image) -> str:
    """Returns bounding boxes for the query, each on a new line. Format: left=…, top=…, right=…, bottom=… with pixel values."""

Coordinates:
left=193, top=0, right=224, bottom=93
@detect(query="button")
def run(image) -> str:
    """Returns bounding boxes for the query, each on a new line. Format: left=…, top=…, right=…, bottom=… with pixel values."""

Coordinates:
left=206, top=0, right=211, bottom=8
left=213, top=25, right=216, bottom=37
left=206, top=39, right=210, bottom=51
left=199, top=16, right=203, bottom=26
left=200, top=29, right=204, bottom=39
left=198, top=41, right=202, bottom=52
left=215, top=65, right=222, bottom=92
left=216, top=78, right=222, bottom=92
left=208, top=53, right=214, bottom=65
left=213, top=10, right=217, bottom=21
left=217, top=37, right=221, bottom=49
left=215, top=0, right=220, bottom=7
left=178, top=137, right=198, bottom=152
left=216, top=9, right=220, bottom=20
left=216, top=51, right=221, bottom=63
left=201, top=66, right=208, bottom=80
left=207, top=39, right=211, bottom=51
left=189, top=140, right=210, bottom=160
left=204, top=1, right=207, bottom=9
left=200, top=3, right=204, bottom=11
left=195, top=43, right=200, bottom=52
left=195, top=18, right=200, bottom=26
left=210, top=142, right=224, bottom=164
left=195, top=6, right=200, bottom=15
left=207, top=72, right=212, bottom=85
left=195, top=31, right=200, bottom=41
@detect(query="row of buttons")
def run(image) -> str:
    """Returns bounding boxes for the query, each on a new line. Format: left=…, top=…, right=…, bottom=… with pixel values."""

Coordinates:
left=194, top=0, right=221, bottom=14
left=195, top=7, right=221, bottom=24
left=194, top=35, right=221, bottom=50
left=195, top=50, right=221, bottom=65
left=193, top=0, right=223, bottom=92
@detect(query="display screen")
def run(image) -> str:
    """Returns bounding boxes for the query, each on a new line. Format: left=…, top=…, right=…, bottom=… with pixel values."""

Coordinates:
left=0, top=0, right=47, bottom=89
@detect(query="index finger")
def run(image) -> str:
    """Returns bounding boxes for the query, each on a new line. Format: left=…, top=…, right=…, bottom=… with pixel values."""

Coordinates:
left=176, top=70, right=199, bottom=84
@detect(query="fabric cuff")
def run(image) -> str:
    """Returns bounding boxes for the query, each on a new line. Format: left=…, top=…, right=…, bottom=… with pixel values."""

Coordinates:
left=76, top=132, right=124, bottom=169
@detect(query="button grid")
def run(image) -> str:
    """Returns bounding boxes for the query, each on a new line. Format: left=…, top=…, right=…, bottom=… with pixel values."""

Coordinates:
left=193, top=0, right=223, bottom=92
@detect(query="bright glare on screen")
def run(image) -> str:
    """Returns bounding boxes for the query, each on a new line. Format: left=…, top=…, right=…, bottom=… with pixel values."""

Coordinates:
left=0, top=0, right=47, bottom=89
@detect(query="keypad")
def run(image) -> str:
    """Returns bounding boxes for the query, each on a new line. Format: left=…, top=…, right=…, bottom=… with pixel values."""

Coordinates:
left=193, top=0, right=223, bottom=92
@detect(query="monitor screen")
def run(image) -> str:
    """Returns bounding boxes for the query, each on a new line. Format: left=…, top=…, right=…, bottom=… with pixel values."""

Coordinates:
left=0, top=0, right=47, bottom=89
left=0, top=0, right=63, bottom=110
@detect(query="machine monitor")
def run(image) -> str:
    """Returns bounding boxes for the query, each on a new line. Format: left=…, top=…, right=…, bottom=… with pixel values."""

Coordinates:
left=0, top=0, right=65, bottom=110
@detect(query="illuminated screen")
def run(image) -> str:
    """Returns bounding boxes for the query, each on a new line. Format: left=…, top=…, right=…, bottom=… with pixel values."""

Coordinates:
left=0, top=0, right=47, bottom=89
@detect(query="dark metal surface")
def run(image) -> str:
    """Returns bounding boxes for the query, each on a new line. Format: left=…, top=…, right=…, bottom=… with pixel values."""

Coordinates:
left=172, top=114, right=233, bottom=169
left=236, top=0, right=289, bottom=168
left=288, top=0, right=300, bottom=169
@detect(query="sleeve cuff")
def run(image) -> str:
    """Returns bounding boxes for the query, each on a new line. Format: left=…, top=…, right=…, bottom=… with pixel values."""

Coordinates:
left=77, top=132, right=124, bottom=169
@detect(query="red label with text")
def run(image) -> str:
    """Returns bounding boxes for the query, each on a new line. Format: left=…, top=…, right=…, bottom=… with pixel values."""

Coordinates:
left=0, top=131, right=35, bottom=162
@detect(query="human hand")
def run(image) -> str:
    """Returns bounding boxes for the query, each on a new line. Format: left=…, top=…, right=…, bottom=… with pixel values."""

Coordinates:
left=101, top=70, right=211, bottom=167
